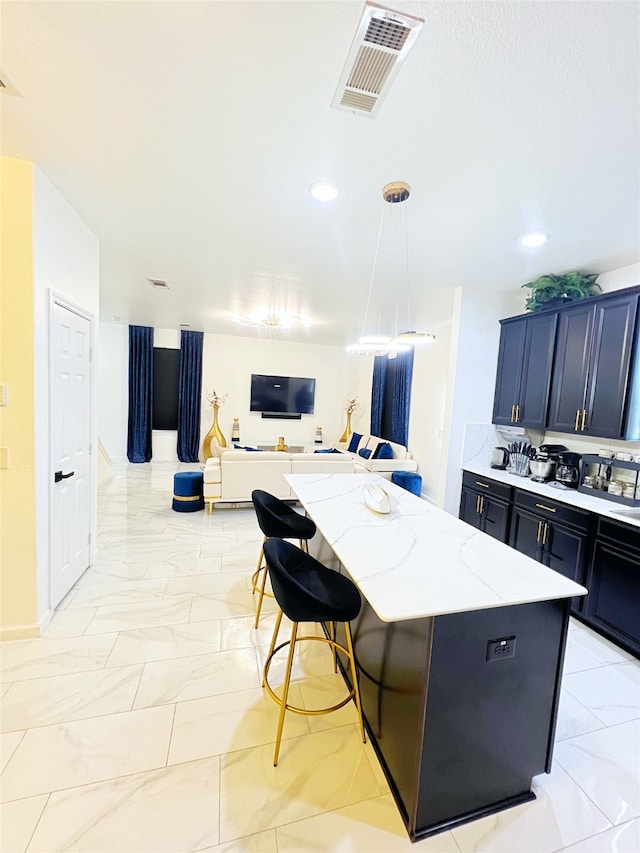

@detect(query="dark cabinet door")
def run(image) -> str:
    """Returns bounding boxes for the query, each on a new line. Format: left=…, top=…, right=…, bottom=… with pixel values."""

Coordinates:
left=584, top=294, right=638, bottom=438
left=509, top=507, right=544, bottom=561
left=587, top=540, right=640, bottom=655
left=518, top=312, right=557, bottom=429
left=543, top=523, right=588, bottom=612
left=492, top=320, right=526, bottom=426
left=481, top=496, right=511, bottom=543
left=547, top=303, right=594, bottom=433
left=459, top=486, right=482, bottom=530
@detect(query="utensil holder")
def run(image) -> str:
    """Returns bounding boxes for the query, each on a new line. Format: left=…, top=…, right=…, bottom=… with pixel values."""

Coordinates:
left=509, top=453, right=531, bottom=477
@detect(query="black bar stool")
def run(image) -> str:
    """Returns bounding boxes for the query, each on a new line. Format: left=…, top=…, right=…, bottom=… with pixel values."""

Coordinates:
left=262, top=537, right=366, bottom=766
left=251, top=489, right=317, bottom=628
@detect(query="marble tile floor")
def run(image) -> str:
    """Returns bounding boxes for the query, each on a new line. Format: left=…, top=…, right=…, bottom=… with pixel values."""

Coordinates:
left=0, top=462, right=638, bottom=852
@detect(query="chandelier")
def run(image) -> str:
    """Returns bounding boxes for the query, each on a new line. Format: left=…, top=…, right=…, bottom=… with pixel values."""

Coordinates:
left=347, top=181, right=435, bottom=355
left=232, top=308, right=311, bottom=330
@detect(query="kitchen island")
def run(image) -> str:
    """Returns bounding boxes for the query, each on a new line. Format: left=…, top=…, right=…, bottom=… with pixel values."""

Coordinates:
left=286, top=473, right=587, bottom=842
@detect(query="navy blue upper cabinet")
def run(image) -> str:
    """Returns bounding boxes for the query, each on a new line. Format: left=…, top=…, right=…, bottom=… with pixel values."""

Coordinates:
left=547, top=292, right=640, bottom=439
left=492, top=312, right=557, bottom=429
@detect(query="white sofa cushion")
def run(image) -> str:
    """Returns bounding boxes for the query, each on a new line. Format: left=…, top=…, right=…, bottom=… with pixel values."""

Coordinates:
left=220, top=450, right=292, bottom=501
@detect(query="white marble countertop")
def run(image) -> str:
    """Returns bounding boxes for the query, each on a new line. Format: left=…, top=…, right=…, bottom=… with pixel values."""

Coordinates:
left=463, top=463, right=640, bottom=529
left=286, top=473, right=587, bottom=623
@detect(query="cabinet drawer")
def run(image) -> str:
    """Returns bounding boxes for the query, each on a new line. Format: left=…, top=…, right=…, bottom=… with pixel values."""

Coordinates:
left=462, top=471, right=512, bottom=503
left=513, top=489, right=591, bottom=532
left=596, top=516, right=640, bottom=554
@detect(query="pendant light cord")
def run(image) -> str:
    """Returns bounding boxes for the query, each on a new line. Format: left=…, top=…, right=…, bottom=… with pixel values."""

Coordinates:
left=361, top=206, right=387, bottom=339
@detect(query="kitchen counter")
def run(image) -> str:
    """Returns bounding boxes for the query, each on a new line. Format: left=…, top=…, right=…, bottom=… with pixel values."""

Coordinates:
left=285, top=472, right=583, bottom=841
left=463, top=462, right=640, bottom=527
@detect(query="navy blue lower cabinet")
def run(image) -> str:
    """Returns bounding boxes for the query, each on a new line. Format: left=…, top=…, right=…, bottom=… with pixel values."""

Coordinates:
left=509, top=492, right=590, bottom=614
left=585, top=520, right=640, bottom=657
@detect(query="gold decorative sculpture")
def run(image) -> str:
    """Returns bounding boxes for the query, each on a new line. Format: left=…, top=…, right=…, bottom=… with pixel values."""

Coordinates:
left=339, top=398, right=359, bottom=443
left=203, top=390, right=228, bottom=459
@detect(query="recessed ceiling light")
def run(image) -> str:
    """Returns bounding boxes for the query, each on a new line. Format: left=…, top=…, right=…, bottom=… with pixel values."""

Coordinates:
left=309, top=181, right=339, bottom=202
left=520, top=232, right=549, bottom=248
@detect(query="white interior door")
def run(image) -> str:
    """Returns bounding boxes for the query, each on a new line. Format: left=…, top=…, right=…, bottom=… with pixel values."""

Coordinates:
left=50, top=301, right=92, bottom=608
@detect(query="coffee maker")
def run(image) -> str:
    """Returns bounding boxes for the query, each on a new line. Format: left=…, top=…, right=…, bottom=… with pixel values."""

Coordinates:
left=555, top=451, right=582, bottom=488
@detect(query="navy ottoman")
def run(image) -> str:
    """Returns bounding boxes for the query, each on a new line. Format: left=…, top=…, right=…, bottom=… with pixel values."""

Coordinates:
left=391, top=471, right=422, bottom=497
left=172, top=471, right=204, bottom=512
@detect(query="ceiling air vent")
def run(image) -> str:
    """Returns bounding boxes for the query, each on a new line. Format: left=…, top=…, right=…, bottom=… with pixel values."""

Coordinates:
left=148, top=279, right=170, bottom=290
left=331, top=2, right=424, bottom=119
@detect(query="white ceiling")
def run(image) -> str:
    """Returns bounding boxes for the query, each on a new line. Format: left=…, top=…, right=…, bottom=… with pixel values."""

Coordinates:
left=2, top=0, right=639, bottom=346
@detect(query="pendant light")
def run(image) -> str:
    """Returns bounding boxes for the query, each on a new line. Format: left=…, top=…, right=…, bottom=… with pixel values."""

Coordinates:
left=347, top=181, right=434, bottom=355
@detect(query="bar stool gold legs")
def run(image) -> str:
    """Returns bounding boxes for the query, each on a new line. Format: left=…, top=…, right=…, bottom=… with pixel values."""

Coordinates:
left=251, top=536, right=273, bottom=629
left=252, top=537, right=309, bottom=629
left=263, top=611, right=366, bottom=766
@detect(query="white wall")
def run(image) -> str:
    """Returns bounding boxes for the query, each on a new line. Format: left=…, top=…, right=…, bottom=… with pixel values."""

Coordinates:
left=408, top=320, right=453, bottom=504
left=441, top=287, right=523, bottom=515
left=32, top=166, right=99, bottom=625
left=98, top=326, right=356, bottom=461
left=597, top=262, right=640, bottom=294
left=201, top=334, right=350, bottom=455
left=97, top=323, right=128, bottom=461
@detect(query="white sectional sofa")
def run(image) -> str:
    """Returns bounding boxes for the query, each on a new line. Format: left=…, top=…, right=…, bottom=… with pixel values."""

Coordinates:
left=202, top=435, right=418, bottom=511
left=338, top=433, right=418, bottom=476
left=203, top=450, right=357, bottom=510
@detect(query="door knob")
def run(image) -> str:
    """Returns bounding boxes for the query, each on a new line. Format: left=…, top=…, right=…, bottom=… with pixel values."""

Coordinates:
left=54, top=470, right=75, bottom=483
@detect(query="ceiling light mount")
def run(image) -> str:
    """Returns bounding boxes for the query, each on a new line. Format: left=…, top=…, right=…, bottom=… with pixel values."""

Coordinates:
left=382, top=181, right=410, bottom=204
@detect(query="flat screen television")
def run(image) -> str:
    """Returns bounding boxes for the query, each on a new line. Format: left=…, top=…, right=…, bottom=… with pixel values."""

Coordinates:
left=250, top=373, right=316, bottom=414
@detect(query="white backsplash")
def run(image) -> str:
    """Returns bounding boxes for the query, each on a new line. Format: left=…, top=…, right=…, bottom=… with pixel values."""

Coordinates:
left=461, top=423, right=640, bottom=486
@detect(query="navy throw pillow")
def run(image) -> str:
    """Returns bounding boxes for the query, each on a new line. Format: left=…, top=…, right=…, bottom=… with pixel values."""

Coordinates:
left=373, top=442, right=394, bottom=460
left=347, top=432, right=362, bottom=453
left=358, top=448, right=372, bottom=459
left=314, top=448, right=341, bottom=453
left=234, top=444, right=261, bottom=451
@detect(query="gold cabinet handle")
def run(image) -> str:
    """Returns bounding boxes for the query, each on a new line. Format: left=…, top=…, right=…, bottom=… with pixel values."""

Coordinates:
left=536, top=520, right=543, bottom=543
left=511, top=405, right=516, bottom=423
left=542, top=521, right=549, bottom=545
left=475, top=481, right=490, bottom=488
left=476, top=494, right=480, bottom=514
left=515, top=404, right=520, bottom=422
left=574, top=409, right=580, bottom=431
left=581, top=409, right=587, bottom=431
left=535, top=503, right=557, bottom=513
left=480, top=496, right=485, bottom=514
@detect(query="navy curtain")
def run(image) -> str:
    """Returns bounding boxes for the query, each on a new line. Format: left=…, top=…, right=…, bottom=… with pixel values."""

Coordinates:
left=127, top=325, right=154, bottom=463
left=390, top=349, right=414, bottom=447
left=370, top=355, right=387, bottom=436
left=177, top=330, right=204, bottom=462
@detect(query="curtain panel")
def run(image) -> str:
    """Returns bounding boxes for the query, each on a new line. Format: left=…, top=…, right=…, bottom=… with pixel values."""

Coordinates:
left=177, top=330, right=204, bottom=462
left=370, top=355, right=387, bottom=436
left=127, top=325, right=154, bottom=463
left=390, top=348, right=414, bottom=447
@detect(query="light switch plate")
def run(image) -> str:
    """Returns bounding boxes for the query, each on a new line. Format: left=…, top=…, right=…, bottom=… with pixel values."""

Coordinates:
left=0, top=447, right=9, bottom=469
